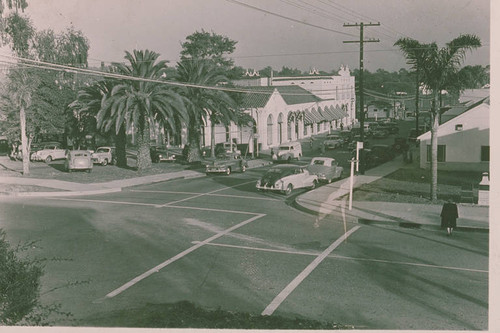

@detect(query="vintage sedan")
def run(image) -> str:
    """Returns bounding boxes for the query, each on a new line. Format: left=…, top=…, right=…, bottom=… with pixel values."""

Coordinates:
left=205, top=152, right=248, bottom=175
left=65, top=150, right=93, bottom=173
left=256, top=164, right=318, bottom=195
left=307, top=157, right=343, bottom=183
left=92, top=146, right=116, bottom=166
left=323, top=134, right=343, bottom=149
left=31, top=143, right=66, bottom=163
left=150, top=146, right=176, bottom=163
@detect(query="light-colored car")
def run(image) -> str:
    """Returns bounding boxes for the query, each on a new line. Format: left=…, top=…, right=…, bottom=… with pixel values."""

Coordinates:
left=205, top=152, right=248, bottom=175
left=65, top=150, right=93, bottom=173
left=31, top=143, right=66, bottom=163
left=256, top=164, right=318, bottom=195
left=276, top=142, right=302, bottom=162
left=307, top=157, right=344, bottom=183
left=323, top=134, right=343, bottom=149
left=92, top=146, right=115, bottom=166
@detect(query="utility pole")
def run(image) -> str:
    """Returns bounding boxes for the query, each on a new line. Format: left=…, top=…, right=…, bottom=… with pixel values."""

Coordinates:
left=344, top=22, right=379, bottom=174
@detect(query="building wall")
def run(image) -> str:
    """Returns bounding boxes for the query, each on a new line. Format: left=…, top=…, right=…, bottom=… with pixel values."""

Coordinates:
left=418, top=103, right=489, bottom=171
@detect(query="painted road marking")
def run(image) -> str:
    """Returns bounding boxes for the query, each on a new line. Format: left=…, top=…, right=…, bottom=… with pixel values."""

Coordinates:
left=105, top=213, right=265, bottom=299
left=261, top=226, right=361, bottom=316
left=196, top=242, right=488, bottom=274
left=130, top=189, right=280, bottom=201
left=159, top=180, right=258, bottom=207
left=54, top=198, right=158, bottom=207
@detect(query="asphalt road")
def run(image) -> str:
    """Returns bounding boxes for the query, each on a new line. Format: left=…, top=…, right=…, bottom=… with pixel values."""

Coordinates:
left=0, top=165, right=488, bottom=330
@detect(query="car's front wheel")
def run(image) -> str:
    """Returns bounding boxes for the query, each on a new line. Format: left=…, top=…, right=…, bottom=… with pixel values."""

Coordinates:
left=225, top=167, right=231, bottom=175
left=283, top=184, right=293, bottom=195
left=310, top=180, right=318, bottom=190
left=45, top=156, right=52, bottom=163
left=241, top=165, right=246, bottom=173
left=102, top=159, right=108, bottom=166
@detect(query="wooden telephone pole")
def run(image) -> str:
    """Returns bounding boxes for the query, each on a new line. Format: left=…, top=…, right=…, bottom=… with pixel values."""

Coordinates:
left=344, top=22, right=379, bottom=174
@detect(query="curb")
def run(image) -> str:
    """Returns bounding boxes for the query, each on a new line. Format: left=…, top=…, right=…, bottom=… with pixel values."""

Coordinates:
left=0, top=187, right=122, bottom=197
left=293, top=198, right=489, bottom=233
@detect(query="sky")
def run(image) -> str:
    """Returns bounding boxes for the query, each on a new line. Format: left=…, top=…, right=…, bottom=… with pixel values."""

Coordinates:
left=17, top=0, right=492, bottom=73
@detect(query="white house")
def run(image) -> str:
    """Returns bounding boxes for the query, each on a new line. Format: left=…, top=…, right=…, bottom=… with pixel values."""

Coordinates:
left=417, top=98, right=489, bottom=172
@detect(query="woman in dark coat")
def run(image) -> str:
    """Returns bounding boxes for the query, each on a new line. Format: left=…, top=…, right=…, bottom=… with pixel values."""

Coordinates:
left=441, top=199, right=459, bottom=235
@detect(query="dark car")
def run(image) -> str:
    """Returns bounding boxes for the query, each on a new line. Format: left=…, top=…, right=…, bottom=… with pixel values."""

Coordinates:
left=392, top=137, right=409, bottom=153
left=378, top=123, right=399, bottom=134
left=205, top=152, right=248, bottom=175
left=365, top=144, right=395, bottom=166
left=150, top=146, right=177, bottom=163
left=0, top=138, right=9, bottom=156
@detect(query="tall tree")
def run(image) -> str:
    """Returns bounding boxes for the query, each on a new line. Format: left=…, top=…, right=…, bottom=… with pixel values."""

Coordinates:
left=6, top=68, right=38, bottom=174
left=180, top=29, right=237, bottom=71
left=176, top=58, right=238, bottom=160
left=395, top=35, right=481, bottom=201
left=97, top=50, right=188, bottom=171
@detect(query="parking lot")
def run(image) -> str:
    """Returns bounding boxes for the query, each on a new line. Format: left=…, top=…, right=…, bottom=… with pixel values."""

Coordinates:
left=0, top=167, right=488, bottom=330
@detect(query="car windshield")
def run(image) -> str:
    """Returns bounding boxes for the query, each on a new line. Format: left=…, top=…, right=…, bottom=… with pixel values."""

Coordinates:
left=74, top=153, right=88, bottom=157
left=313, top=160, right=325, bottom=165
left=279, top=146, right=291, bottom=150
left=266, top=167, right=294, bottom=177
left=96, top=148, right=108, bottom=153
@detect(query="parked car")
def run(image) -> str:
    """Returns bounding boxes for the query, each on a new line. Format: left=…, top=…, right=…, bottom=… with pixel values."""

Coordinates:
left=323, top=134, right=343, bottom=149
left=371, top=128, right=389, bottom=139
left=92, top=146, right=116, bottom=166
left=215, top=142, right=241, bottom=155
left=392, top=137, right=409, bottom=153
left=378, top=123, right=399, bottom=134
left=276, top=141, right=302, bottom=162
left=30, top=141, right=61, bottom=154
left=31, top=143, right=66, bottom=163
left=65, top=150, right=93, bottom=173
left=150, top=146, right=176, bottom=163
left=307, top=157, right=343, bottom=183
left=365, top=144, right=395, bottom=166
left=0, top=137, right=9, bottom=156
left=256, top=164, right=318, bottom=195
left=205, top=152, right=248, bottom=175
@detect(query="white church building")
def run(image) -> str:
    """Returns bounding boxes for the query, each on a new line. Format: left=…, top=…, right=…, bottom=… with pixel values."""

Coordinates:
left=202, top=65, right=357, bottom=153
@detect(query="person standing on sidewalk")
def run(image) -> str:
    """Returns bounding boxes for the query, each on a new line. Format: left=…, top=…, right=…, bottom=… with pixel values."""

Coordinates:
left=441, top=199, right=459, bottom=235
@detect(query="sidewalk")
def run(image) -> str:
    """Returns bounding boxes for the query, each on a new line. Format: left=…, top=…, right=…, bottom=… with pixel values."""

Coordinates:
left=294, top=155, right=489, bottom=231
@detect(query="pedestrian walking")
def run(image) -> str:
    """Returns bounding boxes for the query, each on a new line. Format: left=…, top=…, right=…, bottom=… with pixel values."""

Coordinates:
left=441, top=199, right=459, bottom=235
left=340, top=123, right=344, bottom=130
left=309, top=137, right=314, bottom=148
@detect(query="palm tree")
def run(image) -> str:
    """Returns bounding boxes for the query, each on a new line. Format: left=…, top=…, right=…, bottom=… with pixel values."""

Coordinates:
left=6, top=68, right=39, bottom=175
left=97, top=50, right=188, bottom=171
left=69, top=79, right=130, bottom=166
left=176, top=58, right=238, bottom=160
left=395, top=35, right=481, bottom=201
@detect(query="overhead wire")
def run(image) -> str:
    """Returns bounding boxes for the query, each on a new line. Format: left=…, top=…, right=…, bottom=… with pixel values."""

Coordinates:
left=0, top=53, right=358, bottom=96
left=224, top=0, right=358, bottom=37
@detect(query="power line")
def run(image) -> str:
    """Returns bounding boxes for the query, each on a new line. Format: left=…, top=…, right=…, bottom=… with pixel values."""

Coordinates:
left=0, top=53, right=358, bottom=97
left=224, top=0, right=357, bottom=37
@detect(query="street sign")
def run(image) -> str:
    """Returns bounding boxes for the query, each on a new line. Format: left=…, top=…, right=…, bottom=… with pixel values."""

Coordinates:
left=356, top=141, right=363, bottom=149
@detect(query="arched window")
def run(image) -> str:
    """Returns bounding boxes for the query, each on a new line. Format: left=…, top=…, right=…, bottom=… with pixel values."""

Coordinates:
left=267, top=114, right=273, bottom=146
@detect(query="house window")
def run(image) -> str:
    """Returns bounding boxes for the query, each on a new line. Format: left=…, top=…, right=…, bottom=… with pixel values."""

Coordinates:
left=481, top=146, right=490, bottom=162
left=427, top=145, right=446, bottom=162
left=455, top=124, right=463, bottom=131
